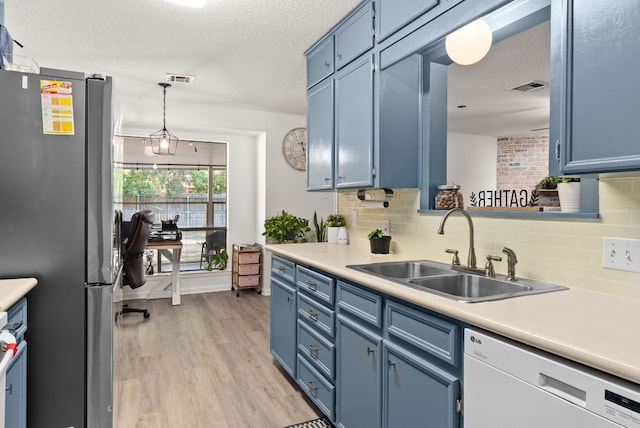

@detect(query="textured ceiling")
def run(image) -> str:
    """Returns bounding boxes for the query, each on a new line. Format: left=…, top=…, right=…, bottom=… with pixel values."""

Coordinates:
left=5, top=1, right=549, bottom=137
left=5, top=0, right=361, bottom=117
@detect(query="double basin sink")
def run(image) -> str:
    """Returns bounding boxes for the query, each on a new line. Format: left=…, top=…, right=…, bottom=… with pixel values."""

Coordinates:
left=347, top=260, right=567, bottom=303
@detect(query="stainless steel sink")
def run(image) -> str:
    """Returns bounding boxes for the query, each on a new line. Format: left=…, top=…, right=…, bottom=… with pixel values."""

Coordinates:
left=350, top=260, right=454, bottom=279
left=347, top=260, right=568, bottom=303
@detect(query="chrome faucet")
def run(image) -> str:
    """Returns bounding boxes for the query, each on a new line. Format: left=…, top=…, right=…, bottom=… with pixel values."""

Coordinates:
left=502, top=247, right=518, bottom=281
left=437, top=208, right=477, bottom=269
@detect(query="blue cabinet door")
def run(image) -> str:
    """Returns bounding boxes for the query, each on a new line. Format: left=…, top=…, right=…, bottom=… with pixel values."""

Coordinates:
left=270, top=277, right=297, bottom=377
left=307, top=79, right=335, bottom=190
left=382, top=342, right=460, bottom=428
left=335, top=54, right=374, bottom=188
left=5, top=341, right=27, bottom=428
left=334, top=2, right=374, bottom=70
left=551, top=0, right=640, bottom=174
left=336, top=316, right=382, bottom=428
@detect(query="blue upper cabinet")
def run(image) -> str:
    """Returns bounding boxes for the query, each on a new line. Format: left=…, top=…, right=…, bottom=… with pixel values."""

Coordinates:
left=550, top=0, right=640, bottom=174
left=307, top=36, right=334, bottom=90
left=307, top=79, right=335, bottom=190
left=335, top=2, right=375, bottom=71
left=335, top=55, right=375, bottom=188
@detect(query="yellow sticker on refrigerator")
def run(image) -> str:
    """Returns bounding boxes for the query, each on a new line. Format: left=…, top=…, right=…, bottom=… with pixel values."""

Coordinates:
left=40, top=80, right=75, bottom=135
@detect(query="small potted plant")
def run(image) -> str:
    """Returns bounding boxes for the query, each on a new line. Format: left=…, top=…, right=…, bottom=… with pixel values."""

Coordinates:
left=212, top=248, right=229, bottom=270
left=556, top=177, right=581, bottom=212
left=262, top=210, right=310, bottom=243
left=313, top=211, right=327, bottom=243
left=326, top=214, right=346, bottom=243
left=368, top=229, right=392, bottom=254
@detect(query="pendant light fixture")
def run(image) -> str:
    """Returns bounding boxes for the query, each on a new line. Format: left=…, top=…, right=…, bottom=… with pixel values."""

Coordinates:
left=150, top=82, right=178, bottom=156
left=445, top=19, right=493, bottom=65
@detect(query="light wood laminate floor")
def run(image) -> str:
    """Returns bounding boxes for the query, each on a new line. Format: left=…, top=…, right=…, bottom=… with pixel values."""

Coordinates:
left=114, top=291, right=322, bottom=427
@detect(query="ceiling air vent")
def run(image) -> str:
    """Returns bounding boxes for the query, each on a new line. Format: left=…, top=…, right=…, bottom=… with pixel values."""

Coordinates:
left=165, top=73, right=195, bottom=84
left=509, top=80, right=548, bottom=92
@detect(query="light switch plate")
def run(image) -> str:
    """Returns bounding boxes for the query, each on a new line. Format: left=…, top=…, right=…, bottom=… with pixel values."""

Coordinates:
left=602, top=237, right=640, bottom=273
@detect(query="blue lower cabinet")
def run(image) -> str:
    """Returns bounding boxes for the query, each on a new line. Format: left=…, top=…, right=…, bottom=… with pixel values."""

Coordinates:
left=382, top=341, right=461, bottom=428
left=297, top=355, right=336, bottom=421
left=336, top=315, right=382, bottom=428
left=5, top=340, right=27, bottom=428
left=270, top=277, right=297, bottom=378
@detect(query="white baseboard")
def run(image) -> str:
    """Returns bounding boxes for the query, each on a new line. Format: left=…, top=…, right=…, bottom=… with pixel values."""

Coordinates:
left=121, top=269, right=270, bottom=301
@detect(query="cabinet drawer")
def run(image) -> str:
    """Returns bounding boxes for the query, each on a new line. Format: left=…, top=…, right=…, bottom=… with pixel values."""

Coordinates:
left=239, top=252, right=260, bottom=264
left=7, top=297, right=27, bottom=342
left=335, top=2, right=374, bottom=70
left=237, top=275, right=260, bottom=287
left=238, top=264, right=260, bottom=275
left=298, top=320, right=335, bottom=381
left=271, top=255, right=295, bottom=284
left=298, top=292, right=335, bottom=338
left=297, top=354, right=336, bottom=421
left=337, top=281, right=383, bottom=329
left=385, top=300, right=459, bottom=367
left=307, top=36, right=334, bottom=88
left=297, top=265, right=335, bottom=305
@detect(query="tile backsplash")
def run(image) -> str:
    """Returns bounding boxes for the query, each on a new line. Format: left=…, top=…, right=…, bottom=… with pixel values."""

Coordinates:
left=339, top=175, right=640, bottom=299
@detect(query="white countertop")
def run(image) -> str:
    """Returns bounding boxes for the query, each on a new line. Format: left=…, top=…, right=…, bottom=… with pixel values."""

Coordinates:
left=0, top=278, right=37, bottom=311
left=267, top=243, right=640, bottom=385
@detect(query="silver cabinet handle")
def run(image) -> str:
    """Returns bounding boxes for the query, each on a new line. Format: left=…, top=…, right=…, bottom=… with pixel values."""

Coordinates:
left=388, top=360, right=396, bottom=369
left=277, top=266, right=285, bottom=272
left=324, top=61, right=331, bottom=68
left=308, top=343, right=319, bottom=357
left=307, top=381, right=318, bottom=396
left=367, top=347, right=375, bottom=356
left=305, top=308, right=319, bottom=321
left=305, top=280, right=317, bottom=290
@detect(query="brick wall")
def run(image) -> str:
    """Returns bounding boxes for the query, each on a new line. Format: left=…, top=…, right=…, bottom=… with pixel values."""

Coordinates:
left=496, top=135, right=549, bottom=190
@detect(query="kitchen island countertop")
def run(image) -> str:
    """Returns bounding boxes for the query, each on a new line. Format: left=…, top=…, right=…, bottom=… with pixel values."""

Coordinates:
left=267, top=243, right=640, bottom=385
left=0, top=278, right=38, bottom=311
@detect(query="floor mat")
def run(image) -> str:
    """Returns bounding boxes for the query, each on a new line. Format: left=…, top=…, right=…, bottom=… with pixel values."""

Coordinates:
left=284, top=416, right=333, bottom=428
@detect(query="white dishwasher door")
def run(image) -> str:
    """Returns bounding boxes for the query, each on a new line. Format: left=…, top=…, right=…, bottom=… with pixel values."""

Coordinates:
left=464, top=328, right=640, bottom=428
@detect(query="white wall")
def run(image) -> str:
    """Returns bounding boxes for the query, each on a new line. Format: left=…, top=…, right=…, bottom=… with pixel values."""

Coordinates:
left=447, top=132, right=497, bottom=203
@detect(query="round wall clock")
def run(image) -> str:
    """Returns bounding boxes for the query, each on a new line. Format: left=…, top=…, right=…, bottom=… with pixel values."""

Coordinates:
left=282, top=127, right=307, bottom=171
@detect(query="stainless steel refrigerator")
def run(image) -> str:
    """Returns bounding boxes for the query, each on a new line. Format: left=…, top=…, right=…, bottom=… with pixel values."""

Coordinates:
left=0, top=67, right=116, bottom=428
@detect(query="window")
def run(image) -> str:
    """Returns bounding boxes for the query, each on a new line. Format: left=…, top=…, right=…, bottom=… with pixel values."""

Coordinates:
left=116, top=165, right=227, bottom=270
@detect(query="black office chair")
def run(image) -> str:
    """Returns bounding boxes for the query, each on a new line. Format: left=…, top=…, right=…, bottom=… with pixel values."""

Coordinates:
left=122, top=210, right=154, bottom=319
left=200, top=230, right=226, bottom=269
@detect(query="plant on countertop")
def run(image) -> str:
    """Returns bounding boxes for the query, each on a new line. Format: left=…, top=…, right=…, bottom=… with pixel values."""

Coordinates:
left=368, top=229, right=391, bottom=254
left=367, top=229, right=385, bottom=239
left=536, top=176, right=580, bottom=190
left=262, top=210, right=310, bottom=243
left=313, top=211, right=326, bottom=243
left=326, top=214, right=346, bottom=227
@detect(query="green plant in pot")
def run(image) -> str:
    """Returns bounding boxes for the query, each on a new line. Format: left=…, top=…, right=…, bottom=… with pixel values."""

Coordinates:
left=368, top=229, right=392, bottom=254
left=262, top=210, right=310, bottom=243
left=313, top=211, right=327, bottom=242
left=326, top=214, right=346, bottom=243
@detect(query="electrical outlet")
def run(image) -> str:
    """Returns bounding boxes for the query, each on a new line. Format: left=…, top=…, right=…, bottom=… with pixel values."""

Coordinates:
left=352, top=210, right=359, bottom=226
left=382, top=220, right=391, bottom=236
left=602, top=237, right=640, bottom=273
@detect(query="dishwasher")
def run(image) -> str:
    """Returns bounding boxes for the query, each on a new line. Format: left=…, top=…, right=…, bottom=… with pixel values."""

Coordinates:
left=464, top=328, right=640, bottom=427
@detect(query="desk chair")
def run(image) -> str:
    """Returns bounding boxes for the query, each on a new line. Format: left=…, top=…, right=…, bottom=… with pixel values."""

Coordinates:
left=200, top=230, right=226, bottom=269
left=122, top=209, right=154, bottom=318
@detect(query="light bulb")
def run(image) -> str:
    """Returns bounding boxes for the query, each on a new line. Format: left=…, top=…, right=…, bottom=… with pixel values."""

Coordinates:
left=445, top=19, right=493, bottom=65
left=161, top=138, right=169, bottom=150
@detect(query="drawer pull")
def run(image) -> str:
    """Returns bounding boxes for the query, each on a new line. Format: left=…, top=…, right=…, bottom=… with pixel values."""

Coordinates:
left=308, top=343, right=319, bottom=357
left=387, top=360, right=396, bottom=369
left=324, top=61, right=330, bottom=68
left=305, top=308, right=319, bottom=321
left=367, top=347, right=375, bottom=356
left=307, top=381, right=318, bottom=396
left=277, top=266, right=286, bottom=272
left=287, top=296, right=293, bottom=303
left=6, top=383, right=12, bottom=394
left=305, top=280, right=317, bottom=290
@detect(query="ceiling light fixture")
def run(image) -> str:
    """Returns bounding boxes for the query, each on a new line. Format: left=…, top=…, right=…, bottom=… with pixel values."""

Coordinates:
left=149, top=83, right=178, bottom=156
left=445, top=19, right=493, bottom=65
left=165, top=0, right=206, bottom=8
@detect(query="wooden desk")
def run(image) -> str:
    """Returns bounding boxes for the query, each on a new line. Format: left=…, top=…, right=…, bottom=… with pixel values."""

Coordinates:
left=147, top=240, right=182, bottom=305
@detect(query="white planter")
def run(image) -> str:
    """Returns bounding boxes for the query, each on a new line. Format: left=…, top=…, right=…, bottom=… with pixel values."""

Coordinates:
left=557, top=182, right=581, bottom=213
left=327, top=227, right=340, bottom=243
